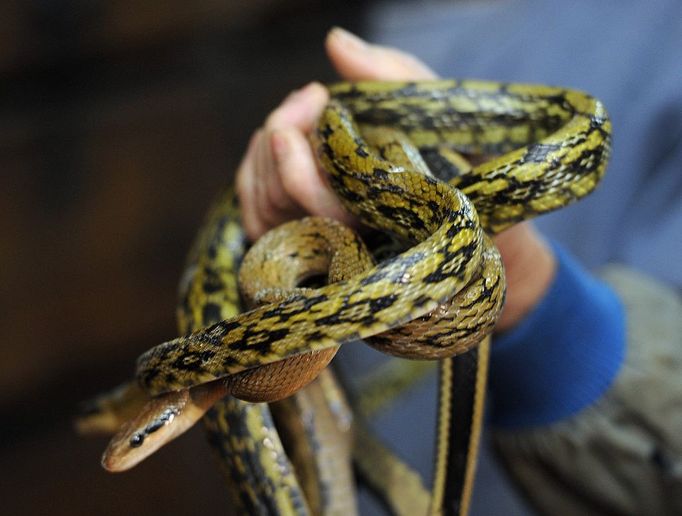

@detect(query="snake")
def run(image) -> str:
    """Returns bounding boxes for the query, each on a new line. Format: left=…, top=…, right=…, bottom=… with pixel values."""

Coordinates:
left=77, top=79, right=611, bottom=515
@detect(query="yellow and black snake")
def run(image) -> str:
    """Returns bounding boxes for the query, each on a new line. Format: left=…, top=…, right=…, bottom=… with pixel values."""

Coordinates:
left=78, top=79, right=611, bottom=515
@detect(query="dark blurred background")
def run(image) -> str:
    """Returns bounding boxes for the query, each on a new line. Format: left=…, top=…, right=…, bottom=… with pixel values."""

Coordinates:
left=0, top=1, right=365, bottom=514
left=3, top=0, right=681, bottom=514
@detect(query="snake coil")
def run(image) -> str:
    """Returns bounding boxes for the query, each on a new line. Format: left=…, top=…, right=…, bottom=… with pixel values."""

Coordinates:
left=79, top=80, right=610, bottom=516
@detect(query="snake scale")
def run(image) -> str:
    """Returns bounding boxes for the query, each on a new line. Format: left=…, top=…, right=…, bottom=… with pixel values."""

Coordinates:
left=78, top=79, right=611, bottom=515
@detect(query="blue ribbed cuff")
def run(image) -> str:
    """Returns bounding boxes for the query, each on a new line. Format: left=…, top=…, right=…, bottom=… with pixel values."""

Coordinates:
left=489, top=243, right=626, bottom=429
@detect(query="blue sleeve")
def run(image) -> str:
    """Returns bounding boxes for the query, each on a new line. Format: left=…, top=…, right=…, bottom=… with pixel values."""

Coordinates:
left=489, top=243, right=626, bottom=430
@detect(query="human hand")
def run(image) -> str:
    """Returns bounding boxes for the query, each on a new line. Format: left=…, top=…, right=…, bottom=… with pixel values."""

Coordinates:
left=235, top=27, right=555, bottom=332
left=235, top=28, right=435, bottom=240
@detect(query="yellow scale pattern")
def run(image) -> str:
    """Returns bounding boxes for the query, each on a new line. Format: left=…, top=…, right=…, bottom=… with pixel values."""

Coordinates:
left=82, top=79, right=611, bottom=515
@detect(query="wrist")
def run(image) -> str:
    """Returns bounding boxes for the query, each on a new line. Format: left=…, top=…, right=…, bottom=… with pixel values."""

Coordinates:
left=489, top=242, right=626, bottom=428
left=494, top=223, right=556, bottom=332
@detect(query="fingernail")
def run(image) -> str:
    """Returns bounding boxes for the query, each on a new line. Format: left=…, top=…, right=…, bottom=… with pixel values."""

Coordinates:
left=330, top=26, right=367, bottom=49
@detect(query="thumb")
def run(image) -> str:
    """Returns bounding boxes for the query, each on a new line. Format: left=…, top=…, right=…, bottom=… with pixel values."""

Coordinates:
left=325, top=27, right=437, bottom=81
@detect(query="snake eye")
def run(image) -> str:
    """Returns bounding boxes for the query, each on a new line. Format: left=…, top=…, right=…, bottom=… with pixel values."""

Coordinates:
left=129, top=432, right=145, bottom=448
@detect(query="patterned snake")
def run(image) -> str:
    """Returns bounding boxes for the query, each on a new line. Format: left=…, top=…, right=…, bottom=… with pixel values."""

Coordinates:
left=77, top=80, right=611, bottom=515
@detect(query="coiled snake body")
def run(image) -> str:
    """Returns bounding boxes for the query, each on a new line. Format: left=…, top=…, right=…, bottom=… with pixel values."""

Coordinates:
left=78, top=80, right=611, bottom=515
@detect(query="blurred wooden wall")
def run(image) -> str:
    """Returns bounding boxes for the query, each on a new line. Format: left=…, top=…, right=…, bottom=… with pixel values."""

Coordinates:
left=0, top=1, right=365, bottom=514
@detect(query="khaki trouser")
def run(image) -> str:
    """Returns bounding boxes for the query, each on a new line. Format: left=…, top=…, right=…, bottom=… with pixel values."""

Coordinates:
left=494, top=266, right=682, bottom=516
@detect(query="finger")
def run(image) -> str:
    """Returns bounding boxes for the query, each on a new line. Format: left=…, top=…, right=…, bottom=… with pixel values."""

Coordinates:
left=253, top=128, right=306, bottom=232
left=325, top=27, right=437, bottom=81
left=235, top=130, right=269, bottom=239
left=253, top=82, right=347, bottom=238
left=265, top=82, right=330, bottom=132
left=271, top=128, right=356, bottom=226
left=238, top=83, right=329, bottom=240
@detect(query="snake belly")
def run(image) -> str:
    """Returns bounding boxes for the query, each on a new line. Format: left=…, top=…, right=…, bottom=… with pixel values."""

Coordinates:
left=82, top=79, right=610, bottom=515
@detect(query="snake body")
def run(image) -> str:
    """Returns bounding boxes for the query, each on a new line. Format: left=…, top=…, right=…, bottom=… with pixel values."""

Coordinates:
left=136, top=80, right=609, bottom=395
left=80, top=80, right=610, bottom=515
